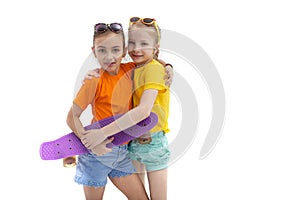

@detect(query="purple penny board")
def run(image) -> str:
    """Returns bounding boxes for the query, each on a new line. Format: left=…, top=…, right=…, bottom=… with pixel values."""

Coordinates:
left=40, top=112, right=158, bottom=160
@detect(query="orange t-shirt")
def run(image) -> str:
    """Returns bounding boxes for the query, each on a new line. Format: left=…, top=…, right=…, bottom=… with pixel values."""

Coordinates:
left=74, top=62, right=135, bottom=124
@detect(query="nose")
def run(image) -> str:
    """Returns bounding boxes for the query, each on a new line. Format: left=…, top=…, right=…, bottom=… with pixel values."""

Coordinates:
left=105, top=51, right=114, bottom=61
left=132, top=44, right=141, bottom=52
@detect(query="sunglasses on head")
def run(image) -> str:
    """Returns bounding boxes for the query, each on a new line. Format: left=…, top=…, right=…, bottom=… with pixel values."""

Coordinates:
left=94, top=23, right=123, bottom=34
left=129, top=17, right=160, bottom=41
left=130, top=17, right=156, bottom=25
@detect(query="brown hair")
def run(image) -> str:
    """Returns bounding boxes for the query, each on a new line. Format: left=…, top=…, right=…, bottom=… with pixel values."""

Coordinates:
left=93, top=29, right=126, bottom=51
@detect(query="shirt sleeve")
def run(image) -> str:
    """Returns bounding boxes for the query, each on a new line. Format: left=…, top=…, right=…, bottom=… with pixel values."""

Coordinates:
left=143, top=63, right=167, bottom=92
left=73, top=77, right=99, bottom=110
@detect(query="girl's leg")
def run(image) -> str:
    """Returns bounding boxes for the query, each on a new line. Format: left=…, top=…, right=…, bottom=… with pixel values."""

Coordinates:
left=110, top=174, right=149, bottom=200
left=147, top=168, right=168, bottom=200
left=132, top=160, right=146, bottom=185
left=83, top=186, right=105, bottom=200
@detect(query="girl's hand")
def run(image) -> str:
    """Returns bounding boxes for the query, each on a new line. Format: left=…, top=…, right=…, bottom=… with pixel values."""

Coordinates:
left=81, top=129, right=107, bottom=149
left=91, top=137, right=114, bottom=156
left=164, top=65, right=174, bottom=87
left=82, top=68, right=101, bottom=84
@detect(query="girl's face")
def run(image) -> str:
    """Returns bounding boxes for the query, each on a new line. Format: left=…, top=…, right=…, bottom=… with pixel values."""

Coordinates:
left=93, top=32, right=124, bottom=75
left=128, top=28, right=158, bottom=67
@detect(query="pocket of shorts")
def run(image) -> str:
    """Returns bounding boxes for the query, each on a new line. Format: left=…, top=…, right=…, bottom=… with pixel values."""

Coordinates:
left=148, top=135, right=165, bottom=149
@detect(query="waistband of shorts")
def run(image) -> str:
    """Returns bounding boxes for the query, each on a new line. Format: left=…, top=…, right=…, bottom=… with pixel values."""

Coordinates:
left=151, top=131, right=165, bottom=137
left=109, top=144, right=127, bottom=150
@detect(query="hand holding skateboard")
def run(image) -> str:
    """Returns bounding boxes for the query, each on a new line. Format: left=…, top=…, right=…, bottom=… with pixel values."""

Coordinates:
left=40, top=112, right=158, bottom=160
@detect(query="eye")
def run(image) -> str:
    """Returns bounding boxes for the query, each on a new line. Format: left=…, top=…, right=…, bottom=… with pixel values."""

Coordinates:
left=97, top=48, right=106, bottom=53
left=128, top=41, right=135, bottom=45
left=112, top=48, right=120, bottom=53
left=141, top=42, right=149, bottom=46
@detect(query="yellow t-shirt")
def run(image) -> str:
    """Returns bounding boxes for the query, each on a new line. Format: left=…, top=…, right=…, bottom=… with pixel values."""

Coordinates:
left=133, top=59, right=170, bottom=133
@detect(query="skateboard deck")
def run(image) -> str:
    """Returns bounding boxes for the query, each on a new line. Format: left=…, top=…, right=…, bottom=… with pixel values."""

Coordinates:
left=40, top=112, right=158, bottom=160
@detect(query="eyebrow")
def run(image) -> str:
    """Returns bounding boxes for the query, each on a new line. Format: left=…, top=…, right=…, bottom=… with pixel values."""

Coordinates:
left=128, top=38, right=150, bottom=42
left=96, top=45, right=121, bottom=49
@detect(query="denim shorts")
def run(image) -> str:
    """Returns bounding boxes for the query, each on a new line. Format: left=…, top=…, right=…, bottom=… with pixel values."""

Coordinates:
left=74, top=145, right=136, bottom=187
left=128, top=131, right=171, bottom=171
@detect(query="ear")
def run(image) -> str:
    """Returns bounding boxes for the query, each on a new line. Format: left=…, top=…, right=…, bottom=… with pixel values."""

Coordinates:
left=122, top=46, right=127, bottom=57
left=153, top=44, right=160, bottom=54
left=91, top=46, right=96, bottom=57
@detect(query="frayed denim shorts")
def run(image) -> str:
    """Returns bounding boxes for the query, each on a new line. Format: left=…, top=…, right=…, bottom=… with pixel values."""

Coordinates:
left=128, top=131, right=171, bottom=171
left=75, top=145, right=136, bottom=187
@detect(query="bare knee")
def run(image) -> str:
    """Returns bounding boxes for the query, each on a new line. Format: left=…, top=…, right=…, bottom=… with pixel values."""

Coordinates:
left=83, top=186, right=105, bottom=200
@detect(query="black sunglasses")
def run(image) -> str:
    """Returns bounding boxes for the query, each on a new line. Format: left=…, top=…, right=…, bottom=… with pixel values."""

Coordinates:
left=94, top=23, right=123, bottom=34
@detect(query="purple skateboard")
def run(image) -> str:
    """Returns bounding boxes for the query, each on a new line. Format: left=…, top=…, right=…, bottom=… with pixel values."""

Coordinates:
left=40, top=112, right=158, bottom=160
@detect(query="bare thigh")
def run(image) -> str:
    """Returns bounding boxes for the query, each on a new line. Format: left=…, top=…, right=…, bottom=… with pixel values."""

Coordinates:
left=83, top=186, right=105, bottom=200
left=147, top=168, right=168, bottom=200
left=110, top=174, right=149, bottom=200
left=132, top=160, right=146, bottom=185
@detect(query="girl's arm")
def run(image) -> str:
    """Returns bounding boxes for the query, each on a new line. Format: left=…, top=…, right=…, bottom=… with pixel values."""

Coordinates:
left=82, top=63, right=173, bottom=87
left=82, top=68, right=101, bottom=85
left=81, top=89, right=158, bottom=149
left=66, top=104, right=85, bottom=138
left=156, top=59, right=174, bottom=87
left=67, top=103, right=113, bottom=154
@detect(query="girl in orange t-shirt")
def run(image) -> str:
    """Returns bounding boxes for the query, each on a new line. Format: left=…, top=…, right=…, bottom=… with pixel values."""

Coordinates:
left=66, top=22, right=148, bottom=200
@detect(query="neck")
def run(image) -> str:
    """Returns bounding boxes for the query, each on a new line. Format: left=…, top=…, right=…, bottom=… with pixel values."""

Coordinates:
left=136, top=58, right=153, bottom=68
left=106, top=67, right=120, bottom=76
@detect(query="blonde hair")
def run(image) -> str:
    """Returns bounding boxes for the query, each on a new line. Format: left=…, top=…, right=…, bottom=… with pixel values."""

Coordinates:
left=128, top=21, right=161, bottom=44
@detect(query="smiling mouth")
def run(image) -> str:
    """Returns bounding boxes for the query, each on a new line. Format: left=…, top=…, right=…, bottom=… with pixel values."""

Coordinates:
left=132, top=54, right=143, bottom=58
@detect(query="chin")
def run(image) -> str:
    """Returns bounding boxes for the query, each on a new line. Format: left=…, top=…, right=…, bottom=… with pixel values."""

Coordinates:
left=109, top=67, right=119, bottom=74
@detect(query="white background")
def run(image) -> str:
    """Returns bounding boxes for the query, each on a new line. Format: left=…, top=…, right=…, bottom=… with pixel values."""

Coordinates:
left=1, top=0, right=299, bottom=199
